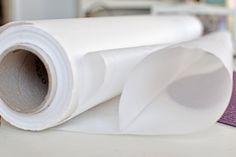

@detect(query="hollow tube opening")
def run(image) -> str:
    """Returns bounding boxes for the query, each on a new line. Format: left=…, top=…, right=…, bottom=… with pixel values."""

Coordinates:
left=0, top=48, right=51, bottom=113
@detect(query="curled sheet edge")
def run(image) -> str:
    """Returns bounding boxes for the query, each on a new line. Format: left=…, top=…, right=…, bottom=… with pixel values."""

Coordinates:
left=58, top=31, right=233, bottom=134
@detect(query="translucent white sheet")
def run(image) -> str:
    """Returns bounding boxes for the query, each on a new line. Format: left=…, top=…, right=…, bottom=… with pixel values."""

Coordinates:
left=0, top=15, right=232, bottom=134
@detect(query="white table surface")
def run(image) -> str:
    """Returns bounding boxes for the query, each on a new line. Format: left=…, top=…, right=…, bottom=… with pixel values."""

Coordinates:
left=0, top=120, right=236, bottom=157
left=1, top=60, right=236, bottom=157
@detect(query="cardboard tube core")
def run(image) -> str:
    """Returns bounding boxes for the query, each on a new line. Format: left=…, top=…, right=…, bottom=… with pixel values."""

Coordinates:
left=0, top=49, right=50, bottom=113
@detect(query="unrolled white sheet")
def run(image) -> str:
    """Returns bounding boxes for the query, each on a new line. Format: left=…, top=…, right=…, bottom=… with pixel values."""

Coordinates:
left=0, top=15, right=232, bottom=134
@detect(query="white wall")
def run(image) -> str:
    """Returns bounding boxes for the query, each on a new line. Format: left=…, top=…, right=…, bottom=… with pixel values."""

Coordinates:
left=3, top=0, right=78, bottom=22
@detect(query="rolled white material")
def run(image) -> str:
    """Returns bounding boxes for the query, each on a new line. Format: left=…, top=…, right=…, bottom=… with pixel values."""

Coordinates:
left=0, top=15, right=230, bottom=134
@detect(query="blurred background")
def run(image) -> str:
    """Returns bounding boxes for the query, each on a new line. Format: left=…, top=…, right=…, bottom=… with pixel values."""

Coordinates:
left=0, top=0, right=235, bottom=42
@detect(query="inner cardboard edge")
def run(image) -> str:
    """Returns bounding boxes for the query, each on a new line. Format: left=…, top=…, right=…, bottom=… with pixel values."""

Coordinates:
left=0, top=47, right=52, bottom=114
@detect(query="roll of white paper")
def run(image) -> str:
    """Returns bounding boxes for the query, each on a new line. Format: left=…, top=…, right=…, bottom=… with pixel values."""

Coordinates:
left=0, top=15, right=228, bottom=135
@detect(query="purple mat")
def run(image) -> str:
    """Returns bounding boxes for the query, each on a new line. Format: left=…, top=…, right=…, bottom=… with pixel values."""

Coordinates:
left=218, top=72, right=236, bottom=127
